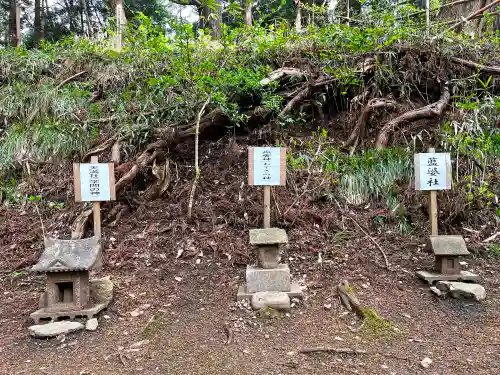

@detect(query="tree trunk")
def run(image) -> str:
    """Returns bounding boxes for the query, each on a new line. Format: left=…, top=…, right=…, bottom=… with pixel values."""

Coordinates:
left=200, top=1, right=221, bottom=38
left=9, top=0, right=16, bottom=47
left=82, top=0, right=93, bottom=36
left=295, top=0, right=302, bottom=32
left=242, top=0, right=252, bottom=26
left=35, top=0, right=43, bottom=44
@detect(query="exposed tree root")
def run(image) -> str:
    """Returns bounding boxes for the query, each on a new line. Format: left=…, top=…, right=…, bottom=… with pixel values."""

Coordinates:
left=451, top=57, right=500, bottom=74
left=375, top=88, right=450, bottom=150
left=345, top=98, right=397, bottom=149
left=71, top=209, right=92, bottom=240
left=188, top=96, right=211, bottom=218
left=83, top=137, right=117, bottom=161
left=279, top=76, right=334, bottom=116
left=260, top=68, right=304, bottom=86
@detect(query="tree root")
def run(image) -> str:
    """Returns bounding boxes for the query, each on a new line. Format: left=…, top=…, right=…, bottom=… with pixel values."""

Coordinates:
left=451, top=57, right=500, bottom=74
left=279, top=76, right=334, bottom=116
left=71, top=209, right=93, bottom=240
left=260, top=68, right=304, bottom=86
left=345, top=98, right=397, bottom=149
left=375, top=88, right=450, bottom=150
left=83, top=137, right=117, bottom=161
left=188, top=96, right=211, bottom=218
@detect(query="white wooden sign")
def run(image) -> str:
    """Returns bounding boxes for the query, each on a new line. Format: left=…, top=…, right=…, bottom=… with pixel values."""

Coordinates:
left=73, top=163, right=116, bottom=202
left=248, top=147, right=286, bottom=186
left=414, top=152, right=451, bottom=191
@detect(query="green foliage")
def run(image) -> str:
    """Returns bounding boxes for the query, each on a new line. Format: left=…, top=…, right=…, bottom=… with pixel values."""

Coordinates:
left=487, top=243, right=500, bottom=258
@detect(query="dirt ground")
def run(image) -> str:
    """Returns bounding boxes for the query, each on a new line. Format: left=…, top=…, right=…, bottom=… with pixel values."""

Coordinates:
left=1, top=138, right=500, bottom=375
left=1, top=219, right=500, bottom=375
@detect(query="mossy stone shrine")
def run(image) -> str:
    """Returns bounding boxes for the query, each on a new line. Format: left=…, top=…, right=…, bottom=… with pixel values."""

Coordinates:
left=30, top=156, right=115, bottom=323
left=414, top=149, right=479, bottom=284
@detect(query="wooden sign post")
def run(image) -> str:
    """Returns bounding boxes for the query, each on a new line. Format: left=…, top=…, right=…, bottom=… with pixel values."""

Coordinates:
left=414, top=148, right=452, bottom=235
left=248, top=147, right=286, bottom=228
left=73, top=156, right=116, bottom=240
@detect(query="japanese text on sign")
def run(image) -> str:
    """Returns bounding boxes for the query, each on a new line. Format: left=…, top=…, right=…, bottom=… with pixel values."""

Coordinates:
left=414, top=153, right=451, bottom=191
left=75, top=163, right=115, bottom=201
left=248, top=147, right=286, bottom=186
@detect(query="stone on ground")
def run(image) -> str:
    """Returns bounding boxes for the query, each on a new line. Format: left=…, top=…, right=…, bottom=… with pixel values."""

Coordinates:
left=29, top=321, right=84, bottom=338
left=89, top=276, right=114, bottom=305
left=420, top=357, right=433, bottom=369
left=251, top=291, right=291, bottom=311
left=429, top=286, right=442, bottom=297
left=436, top=281, right=486, bottom=301
left=85, top=318, right=98, bottom=331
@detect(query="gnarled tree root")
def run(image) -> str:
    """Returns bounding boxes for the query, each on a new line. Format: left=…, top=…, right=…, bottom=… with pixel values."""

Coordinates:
left=375, top=88, right=450, bottom=150
left=345, top=98, right=397, bottom=149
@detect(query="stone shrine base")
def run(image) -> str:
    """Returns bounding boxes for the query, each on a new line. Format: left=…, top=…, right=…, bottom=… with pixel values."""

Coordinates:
left=30, top=276, right=113, bottom=324
left=30, top=303, right=107, bottom=324
left=416, top=270, right=480, bottom=284
left=236, top=283, right=302, bottom=300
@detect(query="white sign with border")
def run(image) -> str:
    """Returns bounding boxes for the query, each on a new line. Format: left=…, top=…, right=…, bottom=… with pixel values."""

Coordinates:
left=414, top=152, right=452, bottom=191
left=248, top=147, right=286, bottom=186
left=74, top=163, right=116, bottom=202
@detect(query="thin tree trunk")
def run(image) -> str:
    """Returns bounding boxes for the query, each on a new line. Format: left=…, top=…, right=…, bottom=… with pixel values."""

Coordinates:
left=242, top=0, right=252, bottom=25
left=295, top=0, right=302, bottom=32
left=35, top=0, right=43, bottom=44
left=200, top=1, right=221, bottom=38
left=82, top=0, right=93, bottom=36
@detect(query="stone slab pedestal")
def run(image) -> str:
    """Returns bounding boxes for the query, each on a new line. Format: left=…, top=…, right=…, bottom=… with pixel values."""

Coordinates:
left=238, top=228, right=302, bottom=301
left=246, top=264, right=291, bottom=293
left=416, top=270, right=480, bottom=284
left=237, top=283, right=302, bottom=300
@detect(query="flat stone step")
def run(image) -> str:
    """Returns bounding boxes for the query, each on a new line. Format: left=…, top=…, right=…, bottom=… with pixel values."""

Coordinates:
left=29, top=321, right=83, bottom=338
left=416, top=270, right=480, bottom=284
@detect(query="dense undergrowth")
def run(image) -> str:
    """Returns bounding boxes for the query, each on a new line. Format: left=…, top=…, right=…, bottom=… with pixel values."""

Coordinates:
left=0, top=10, right=499, bottom=235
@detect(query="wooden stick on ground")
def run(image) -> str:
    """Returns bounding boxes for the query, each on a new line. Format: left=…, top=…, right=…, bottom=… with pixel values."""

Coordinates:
left=298, top=347, right=367, bottom=354
left=347, top=216, right=391, bottom=269
left=187, top=96, right=211, bottom=218
left=336, top=280, right=364, bottom=318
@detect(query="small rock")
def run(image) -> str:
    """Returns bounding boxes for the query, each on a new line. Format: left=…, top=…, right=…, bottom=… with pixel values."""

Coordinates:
left=56, top=334, right=66, bottom=343
left=381, top=364, right=389, bottom=369
left=130, top=339, right=150, bottom=348
left=29, top=321, right=84, bottom=339
left=251, top=292, right=291, bottom=311
left=430, top=286, right=442, bottom=297
left=103, top=315, right=111, bottom=320
left=85, top=318, right=98, bottom=331
left=130, top=310, right=141, bottom=317
left=174, top=276, right=183, bottom=282
left=420, top=357, right=433, bottom=368
left=264, top=334, right=270, bottom=339
left=324, top=303, right=332, bottom=310
left=287, top=351, right=297, bottom=356
left=436, top=281, right=486, bottom=301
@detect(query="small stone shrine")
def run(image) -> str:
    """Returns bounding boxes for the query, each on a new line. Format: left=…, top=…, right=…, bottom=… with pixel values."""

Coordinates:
left=237, top=228, right=302, bottom=300
left=30, top=236, right=109, bottom=323
left=416, top=235, right=480, bottom=284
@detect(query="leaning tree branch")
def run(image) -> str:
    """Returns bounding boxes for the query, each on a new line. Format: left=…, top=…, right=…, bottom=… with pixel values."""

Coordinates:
left=375, top=88, right=450, bottom=150
left=451, top=57, right=500, bottom=74
left=448, top=0, right=500, bottom=31
left=345, top=98, right=397, bottom=148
